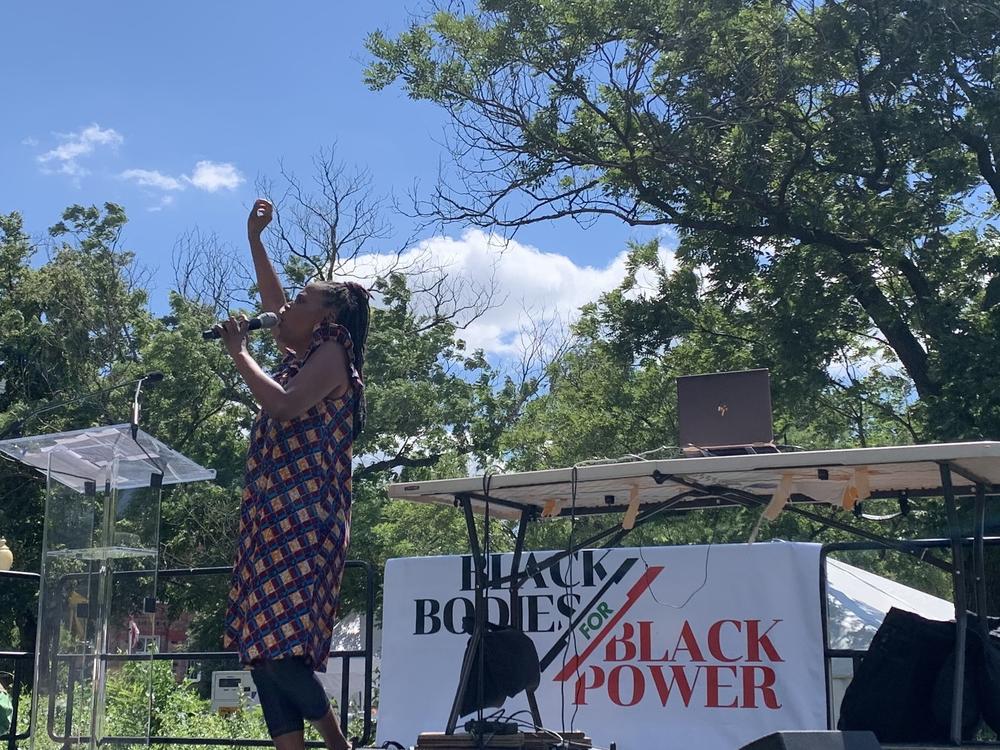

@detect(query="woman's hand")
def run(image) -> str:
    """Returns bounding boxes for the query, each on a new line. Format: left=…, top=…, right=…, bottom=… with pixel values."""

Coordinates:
left=214, top=315, right=250, bottom=358
left=247, top=199, right=273, bottom=236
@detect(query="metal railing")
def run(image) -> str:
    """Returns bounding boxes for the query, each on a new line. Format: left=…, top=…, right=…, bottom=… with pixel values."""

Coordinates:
left=0, top=570, right=40, bottom=750
left=0, top=562, right=376, bottom=749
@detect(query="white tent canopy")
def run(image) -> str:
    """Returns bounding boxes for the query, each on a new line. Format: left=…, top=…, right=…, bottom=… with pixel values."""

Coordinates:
left=825, top=557, right=953, bottom=651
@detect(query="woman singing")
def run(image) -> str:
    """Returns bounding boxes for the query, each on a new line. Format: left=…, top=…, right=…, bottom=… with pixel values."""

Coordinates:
left=219, top=198, right=370, bottom=750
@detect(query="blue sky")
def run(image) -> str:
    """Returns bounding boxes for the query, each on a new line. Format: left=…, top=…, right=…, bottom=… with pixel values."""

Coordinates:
left=2, top=3, right=664, bottom=353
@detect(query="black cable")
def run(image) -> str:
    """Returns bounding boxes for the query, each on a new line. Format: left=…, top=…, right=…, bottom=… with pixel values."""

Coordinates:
left=478, top=470, right=494, bottom=747
left=128, top=428, right=166, bottom=476
left=499, top=708, right=532, bottom=724
left=636, top=519, right=715, bottom=610
left=508, top=715, right=564, bottom=744
left=508, top=715, right=614, bottom=750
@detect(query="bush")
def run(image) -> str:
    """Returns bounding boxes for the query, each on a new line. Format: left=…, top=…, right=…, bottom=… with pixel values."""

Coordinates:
left=104, top=661, right=273, bottom=749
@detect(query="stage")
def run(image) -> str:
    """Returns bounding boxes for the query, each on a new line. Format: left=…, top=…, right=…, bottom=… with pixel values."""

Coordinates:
left=385, top=442, right=1000, bottom=749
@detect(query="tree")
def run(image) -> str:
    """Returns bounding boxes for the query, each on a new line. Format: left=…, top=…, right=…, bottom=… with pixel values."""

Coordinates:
left=0, top=192, right=517, bottom=667
left=500, top=253, right=952, bottom=596
left=0, top=205, right=157, bottom=653
left=365, top=0, right=1000, bottom=439
left=258, top=147, right=406, bottom=285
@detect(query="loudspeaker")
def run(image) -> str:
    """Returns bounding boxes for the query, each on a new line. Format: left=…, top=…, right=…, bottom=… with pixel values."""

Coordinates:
left=838, top=607, right=981, bottom=742
left=739, top=730, right=880, bottom=750
left=458, top=625, right=541, bottom=717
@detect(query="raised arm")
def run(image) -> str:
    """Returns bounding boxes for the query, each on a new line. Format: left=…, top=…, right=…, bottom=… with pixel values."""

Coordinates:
left=247, top=199, right=287, bottom=313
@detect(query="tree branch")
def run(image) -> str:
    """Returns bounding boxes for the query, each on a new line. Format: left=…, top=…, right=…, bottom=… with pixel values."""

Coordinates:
left=355, top=452, right=443, bottom=478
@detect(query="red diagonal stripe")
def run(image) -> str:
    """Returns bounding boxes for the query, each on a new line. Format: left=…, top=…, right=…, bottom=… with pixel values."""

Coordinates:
left=553, top=565, right=664, bottom=682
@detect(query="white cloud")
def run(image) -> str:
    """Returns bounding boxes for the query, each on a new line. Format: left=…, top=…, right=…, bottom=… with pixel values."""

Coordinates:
left=120, top=161, right=243, bottom=210
left=342, top=229, right=677, bottom=357
left=147, top=195, right=176, bottom=212
left=121, top=168, right=186, bottom=191
left=37, top=124, right=123, bottom=177
left=186, top=160, right=243, bottom=192
left=34, top=123, right=242, bottom=201
left=120, top=161, right=243, bottom=201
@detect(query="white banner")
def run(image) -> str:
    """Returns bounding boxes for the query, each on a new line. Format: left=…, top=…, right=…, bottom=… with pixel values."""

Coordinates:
left=377, top=543, right=826, bottom=750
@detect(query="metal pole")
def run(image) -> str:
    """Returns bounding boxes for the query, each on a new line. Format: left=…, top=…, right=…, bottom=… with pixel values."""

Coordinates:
left=940, top=463, right=968, bottom=745
left=974, top=486, right=989, bottom=638
left=445, top=495, right=485, bottom=735
left=361, top=562, right=375, bottom=747
left=7, top=656, right=23, bottom=750
left=819, top=547, right=833, bottom=730
left=509, top=508, right=531, bottom=631
left=144, top=472, right=164, bottom=750
left=508, top=508, right=543, bottom=728
left=475, top=497, right=490, bottom=749
left=62, top=659, right=75, bottom=748
left=339, top=654, right=350, bottom=740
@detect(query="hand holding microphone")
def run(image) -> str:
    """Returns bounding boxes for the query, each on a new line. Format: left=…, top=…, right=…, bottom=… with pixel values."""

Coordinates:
left=202, top=312, right=279, bottom=340
left=205, top=312, right=279, bottom=358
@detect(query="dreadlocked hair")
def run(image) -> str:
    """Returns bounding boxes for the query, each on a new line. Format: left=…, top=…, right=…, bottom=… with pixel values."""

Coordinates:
left=315, top=280, right=370, bottom=439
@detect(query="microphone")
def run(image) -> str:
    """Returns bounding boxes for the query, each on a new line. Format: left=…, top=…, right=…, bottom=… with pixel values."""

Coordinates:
left=131, top=372, right=164, bottom=440
left=202, top=312, right=279, bottom=340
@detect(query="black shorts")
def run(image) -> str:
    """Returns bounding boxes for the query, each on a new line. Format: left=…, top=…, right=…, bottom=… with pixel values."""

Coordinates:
left=250, top=657, right=330, bottom=738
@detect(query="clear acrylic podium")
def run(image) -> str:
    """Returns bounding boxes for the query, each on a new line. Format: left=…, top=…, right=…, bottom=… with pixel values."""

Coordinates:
left=0, top=424, right=215, bottom=750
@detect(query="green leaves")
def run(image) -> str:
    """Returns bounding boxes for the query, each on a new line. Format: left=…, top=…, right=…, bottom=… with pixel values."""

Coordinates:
left=365, top=0, right=1000, bottom=440
left=0, top=191, right=530, bottom=628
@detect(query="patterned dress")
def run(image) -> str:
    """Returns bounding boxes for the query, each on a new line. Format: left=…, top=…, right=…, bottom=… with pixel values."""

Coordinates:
left=224, top=321, right=362, bottom=670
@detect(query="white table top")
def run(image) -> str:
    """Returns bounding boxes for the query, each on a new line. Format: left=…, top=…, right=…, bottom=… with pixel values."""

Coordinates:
left=388, top=442, right=1000, bottom=520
